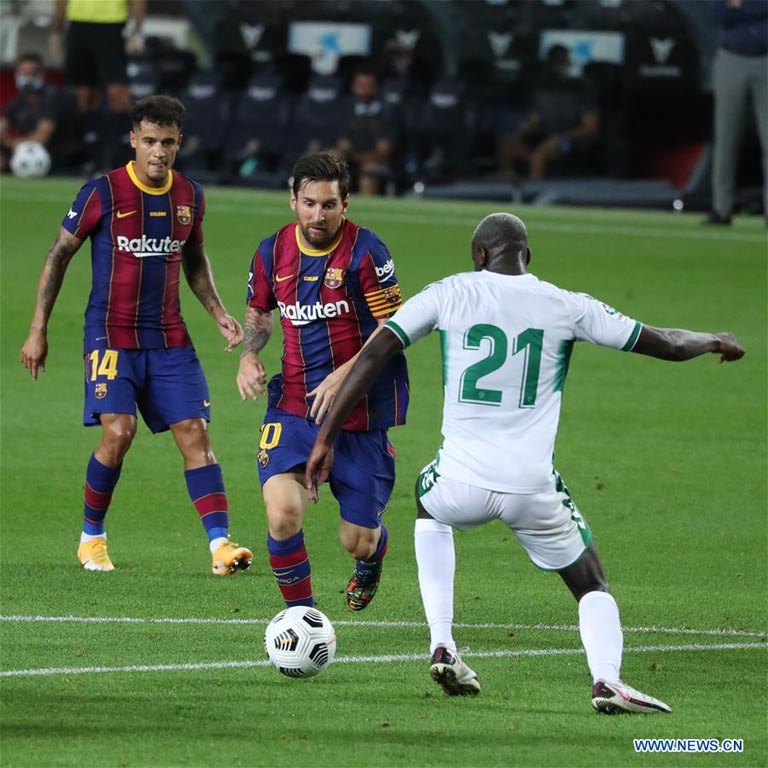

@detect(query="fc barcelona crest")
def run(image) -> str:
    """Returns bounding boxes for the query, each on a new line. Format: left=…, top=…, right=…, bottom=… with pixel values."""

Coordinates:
left=95, top=383, right=108, bottom=399
left=257, top=449, right=270, bottom=468
left=324, top=267, right=344, bottom=289
left=383, top=286, right=401, bottom=305
left=176, top=205, right=192, bottom=225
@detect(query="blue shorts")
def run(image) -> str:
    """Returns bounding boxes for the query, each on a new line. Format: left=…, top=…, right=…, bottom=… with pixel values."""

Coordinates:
left=83, top=347, right=211, bottom=433
left=258, top=406, right=396, bottom=529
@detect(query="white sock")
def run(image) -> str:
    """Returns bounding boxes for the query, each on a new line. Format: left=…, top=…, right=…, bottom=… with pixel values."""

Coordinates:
left=209, top=536, right=228, bottom=554
left=414, top=518, right=456, bottom=654
left=80, top=532, right=106, bottom=543
left=578, top=590, right=623, bottom=684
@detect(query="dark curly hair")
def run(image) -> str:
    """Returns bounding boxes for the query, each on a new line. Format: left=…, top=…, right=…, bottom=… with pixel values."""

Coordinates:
left=130, top=95, right=185, bottom=129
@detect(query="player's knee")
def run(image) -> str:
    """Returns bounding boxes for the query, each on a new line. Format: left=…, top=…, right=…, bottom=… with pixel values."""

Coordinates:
left=102, top=419, right=136, bottom=447
left=266, top=509, right=302, bottom=540
left=173, top=419, right=214, bottom=463
left=98, top=418, right=136, bottom=463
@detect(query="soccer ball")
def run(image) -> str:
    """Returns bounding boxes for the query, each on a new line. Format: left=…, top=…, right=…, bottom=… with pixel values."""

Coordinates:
left=264, top=605, right=336, bottom=678
left=10, top=141, right=51, bottom=178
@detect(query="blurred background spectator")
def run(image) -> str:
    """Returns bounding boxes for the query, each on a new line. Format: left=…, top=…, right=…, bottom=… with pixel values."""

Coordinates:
left=0, top=0, right=764, bottom=214
left=0, top=52, right=59, bottom=172
left=335, top=65, right=397, bottom=195
left=496, top=43, right=600, bottom=181
left=706, top=0, right=767, bottom=225
left=49, top=0, right=146, bottom=171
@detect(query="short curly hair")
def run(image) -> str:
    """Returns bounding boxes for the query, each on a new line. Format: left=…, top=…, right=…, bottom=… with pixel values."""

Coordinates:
left=472, top=212, right=528, bottom=251
left=130, top=95, right=185, bottom=129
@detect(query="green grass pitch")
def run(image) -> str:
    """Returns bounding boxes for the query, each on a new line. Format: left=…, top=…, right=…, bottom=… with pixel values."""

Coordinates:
left=1, top=176, right=766, bottom=767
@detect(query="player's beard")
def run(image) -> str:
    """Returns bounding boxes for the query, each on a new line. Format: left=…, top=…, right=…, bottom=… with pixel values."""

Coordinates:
left=300, top=222, right=339, bottom=250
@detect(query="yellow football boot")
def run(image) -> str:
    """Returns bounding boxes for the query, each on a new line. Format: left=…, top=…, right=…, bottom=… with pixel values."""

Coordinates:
left=212, top=540, right=253, bottom=575
left=77, top=537, right=115, bottom=572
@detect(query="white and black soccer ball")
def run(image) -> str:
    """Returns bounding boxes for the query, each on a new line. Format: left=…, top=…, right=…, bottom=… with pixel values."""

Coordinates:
left=264, top=605, right=336, bottom=678
left=10, top=141, right=51, bottom=178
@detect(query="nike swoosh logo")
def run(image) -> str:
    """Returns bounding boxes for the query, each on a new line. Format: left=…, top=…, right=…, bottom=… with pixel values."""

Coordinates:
left=116, top=210, right=137, bottom=219
left=275, top=274, right=294, bottom=283
left=203, top=400, right=211, bottom=407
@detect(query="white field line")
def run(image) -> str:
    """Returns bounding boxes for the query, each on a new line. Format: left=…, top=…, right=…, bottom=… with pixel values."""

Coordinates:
left=1, top=188, right=764, bottom=243
left=191, top=203, right=768, bottom=244
left=0, top=642, right=765, bottom=679
left=1, top=614, right=765, bottom=638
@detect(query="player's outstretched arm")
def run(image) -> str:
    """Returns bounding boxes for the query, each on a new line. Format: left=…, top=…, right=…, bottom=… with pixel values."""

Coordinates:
left=236, top=306, right=273, bottom=402
left=181, top=243, right=243, bottom=351
left=632, top=325, right=745, bottom=363
left=306, top=328, right=403, bottom=500
left=20, top=226, right=82, bottom=379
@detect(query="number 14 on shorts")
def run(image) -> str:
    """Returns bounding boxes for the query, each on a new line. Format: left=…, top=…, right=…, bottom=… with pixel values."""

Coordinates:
left=87, top=349, right=119, bottom=380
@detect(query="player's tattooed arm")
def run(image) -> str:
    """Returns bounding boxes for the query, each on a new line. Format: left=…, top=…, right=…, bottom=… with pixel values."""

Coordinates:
left=236, top=307, right=272, bottom=401
left=20, top=227, right=82, bottom=379
left=32, top=228, right=81, bottom=327
left=242, top=306, right=273, bottom=356
left=182, top=243, right=243, bottom=351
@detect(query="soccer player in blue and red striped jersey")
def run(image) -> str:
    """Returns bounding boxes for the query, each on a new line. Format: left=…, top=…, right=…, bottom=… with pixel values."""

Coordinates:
left=20, top=95, right=253, bottom=576
left=236, top=152, right=409, bottom=611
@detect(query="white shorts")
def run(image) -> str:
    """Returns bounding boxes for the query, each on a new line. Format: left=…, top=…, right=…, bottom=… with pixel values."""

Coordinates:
left=417, top=461, right=592, bottom=571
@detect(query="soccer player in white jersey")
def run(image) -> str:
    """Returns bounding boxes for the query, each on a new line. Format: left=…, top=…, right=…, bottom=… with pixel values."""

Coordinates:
left=304, top=212, right=745, bottom=713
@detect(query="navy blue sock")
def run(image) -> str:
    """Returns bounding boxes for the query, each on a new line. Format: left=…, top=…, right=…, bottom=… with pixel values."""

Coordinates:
left=268, top=531, right=313, bottom=607
left=83, top=454, right=122, bottom=535
left=185, top=464, right=229, bottom=541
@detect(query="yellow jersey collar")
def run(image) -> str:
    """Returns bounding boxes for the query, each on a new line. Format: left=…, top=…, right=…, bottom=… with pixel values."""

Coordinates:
left=295, top=220, right=344, bottom=257
left=126, top=161, right=173, bottom=195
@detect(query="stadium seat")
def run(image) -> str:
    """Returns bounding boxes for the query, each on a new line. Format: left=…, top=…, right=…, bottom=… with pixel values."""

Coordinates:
left=284, top=74, right=344, bottom=158
left=214, top=50, right=254, bottom=92
left=139, top=38, right=197, bottom=96
left=274, top=53, right=313, bottom=94
left=175, top=70, right=232, bottom=182
left=154, top=48, right=197, bottom=95
left=381, top=76, right=410, bottom=108
left=127, top=63, right=158, bottom=101
left=224, top=72, right=293, bottom=186
left=49, top=89, right=91, bottom=174
left=406, top=79, right=477, bottom=182
left=582, top=61, right=628, bottom=177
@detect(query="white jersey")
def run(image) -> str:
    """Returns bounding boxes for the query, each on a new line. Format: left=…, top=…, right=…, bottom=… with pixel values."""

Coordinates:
left=385, top=271, right=642, bottom=493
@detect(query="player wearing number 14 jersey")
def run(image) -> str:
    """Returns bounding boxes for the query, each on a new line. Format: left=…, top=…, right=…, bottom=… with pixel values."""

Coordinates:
left=306, top=212, right=744, bottom=709
left=236, top=152, right=409, bottom=612
left=20, top=95, right=252, bottom=576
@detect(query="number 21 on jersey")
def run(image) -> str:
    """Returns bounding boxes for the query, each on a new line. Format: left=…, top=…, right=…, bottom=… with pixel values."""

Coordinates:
left=458, top=324, right=543, bottom=408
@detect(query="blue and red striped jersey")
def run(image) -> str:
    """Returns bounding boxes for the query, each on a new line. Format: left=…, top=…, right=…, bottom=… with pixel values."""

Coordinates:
left=62, top=162, right=204, bottom=351
left=247, top=218, right=410, bottom=431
